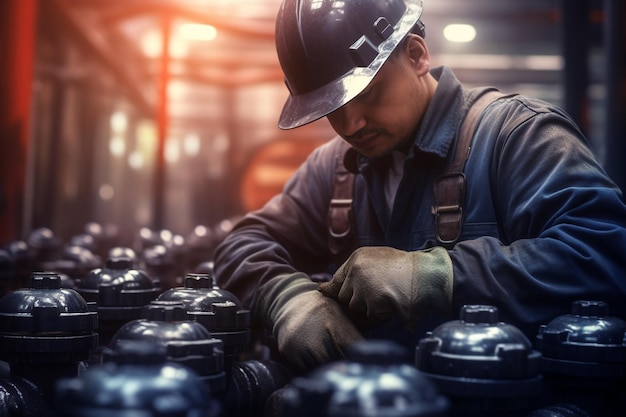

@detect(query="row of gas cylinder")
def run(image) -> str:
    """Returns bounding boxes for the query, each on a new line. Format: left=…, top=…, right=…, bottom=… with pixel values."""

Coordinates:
left=1, top=225, right=625, bottom=417
left=0, top=222, right=238, bottom=296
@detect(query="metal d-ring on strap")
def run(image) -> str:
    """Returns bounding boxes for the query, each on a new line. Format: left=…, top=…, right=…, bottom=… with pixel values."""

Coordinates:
left=328, top=150, right=355, bottom=258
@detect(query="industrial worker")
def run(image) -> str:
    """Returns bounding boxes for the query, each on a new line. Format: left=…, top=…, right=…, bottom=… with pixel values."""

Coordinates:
left=213, top=0, right=626, bottom=373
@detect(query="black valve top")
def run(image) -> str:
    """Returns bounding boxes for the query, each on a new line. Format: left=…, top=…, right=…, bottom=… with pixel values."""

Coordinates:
left=536, top=300, right=626, bottom=378
left=0, top=272, right=98, bottom=364
left=416, top=305, right=542, bottom=380
left=280, top=340, right=449, bottom=417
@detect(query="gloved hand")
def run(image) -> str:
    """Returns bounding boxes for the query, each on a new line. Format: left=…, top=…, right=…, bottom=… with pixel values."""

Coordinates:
left=319, top=246, right=453, bottom=329
left=257, top=272, right=364, bottom=373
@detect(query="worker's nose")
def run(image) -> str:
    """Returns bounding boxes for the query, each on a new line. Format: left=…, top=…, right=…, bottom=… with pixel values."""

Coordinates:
left=328, top=100, right=366, bottom=138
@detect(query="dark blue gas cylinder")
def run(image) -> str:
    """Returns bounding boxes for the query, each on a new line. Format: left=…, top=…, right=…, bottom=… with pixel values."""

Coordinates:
left=54, top=340, right=220, bottom=417
left=83, top=221, right=119, bottom=260
left=0, top=249, right=14, bottom=297
left=107, top=245, right=139, bottom=266
left=158, top=273, right=291, bottom=417
left=50, top=245, right=102, bottom=284
left=186, top=225, right=219, bottom=272
left=143, top=243, right=179, bottom=290
left=77, top=256, right=160, bottom=346
left=535, top=300, right=626, bottom=417
left=415, top=304, right=547, bottom=416
left=277, top=339, right=449, bottom=417
left=157, top=273, right=251, bottom=366
left=0, top=377, right=49, bottom=417
left=0, top=272, right=98, bottom=405
left=27, top=227, right=62, bottom=266
left=108, top=300, right=227, bottom=395
left=4, top=240, right=36, bottom=290
left=526, top=403, right=591, bottom=417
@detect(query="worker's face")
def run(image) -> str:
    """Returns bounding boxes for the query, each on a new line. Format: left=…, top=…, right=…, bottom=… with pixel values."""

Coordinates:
left=327, top=35, right=434, bottom=159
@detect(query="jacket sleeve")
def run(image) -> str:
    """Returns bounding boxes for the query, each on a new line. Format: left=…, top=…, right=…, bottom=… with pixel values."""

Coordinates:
left=213, top=137, right=345, bottom=310
left=450, top=96, right=626, bottom=335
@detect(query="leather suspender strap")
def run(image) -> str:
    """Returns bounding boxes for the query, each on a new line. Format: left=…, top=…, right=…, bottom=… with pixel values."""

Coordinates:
left=328, top=150, right=355, bottom=257
left=432, top=89, right=509, bottom=247
left=327, top=89, right=514, bottom=255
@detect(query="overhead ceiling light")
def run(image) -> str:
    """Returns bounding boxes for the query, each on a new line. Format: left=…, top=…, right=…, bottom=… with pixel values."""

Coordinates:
left=183, top=133, right=201, bottom=156
left=110, top=111, right=128, bottom=133
left=141, top=29, right=162, bottom=58
left=179, top=23, right=218, bottom=41
left=443, top=23, right=477, bottom=43
left=109, top=136, right=125, bottom=157
left=98, top=184, right=115, bottom=201
left=165, top=137, right=181, bottom=164
left=128, top=151, right=145, bottom=170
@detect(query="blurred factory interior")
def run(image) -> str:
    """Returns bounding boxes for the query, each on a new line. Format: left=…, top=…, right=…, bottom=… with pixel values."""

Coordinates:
left=0, top=0, right=625, bottom=251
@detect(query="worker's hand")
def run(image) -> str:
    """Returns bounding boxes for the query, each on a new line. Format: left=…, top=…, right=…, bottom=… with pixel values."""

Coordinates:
left=319, top=246, right=453, bottom=329
left=259, top=273, right=364, bottom=373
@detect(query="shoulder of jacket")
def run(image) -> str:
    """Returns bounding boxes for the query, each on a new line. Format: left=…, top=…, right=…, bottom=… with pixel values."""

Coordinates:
left=473, top=89, right=572, bottom=124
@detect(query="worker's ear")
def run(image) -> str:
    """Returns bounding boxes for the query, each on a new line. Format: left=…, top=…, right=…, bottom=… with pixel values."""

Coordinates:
left=404, top=34, right=430, bottom=76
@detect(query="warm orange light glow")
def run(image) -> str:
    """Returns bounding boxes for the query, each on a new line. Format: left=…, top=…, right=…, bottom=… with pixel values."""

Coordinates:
left=141, top=27, right=188, bottom=58
left=183, top=132, right=201, bottom=156
left=165, top=137, right=180, bottom=164
left=128, top=150, right=145, bottom=170
left=179, top=23, right=217, bottom=41
left=141, top=29, right=162, bottom=58
left=135, top=119, right=158, bottom=163
left=110, top=111, right=128, bottom=133
left=109, top=136, right=125, bottom=156
left=169, top=36, right=188, bottom=59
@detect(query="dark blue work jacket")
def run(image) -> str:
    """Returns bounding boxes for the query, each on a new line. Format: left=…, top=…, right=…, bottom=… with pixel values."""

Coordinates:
left=215, top=66, right=626, bottom=347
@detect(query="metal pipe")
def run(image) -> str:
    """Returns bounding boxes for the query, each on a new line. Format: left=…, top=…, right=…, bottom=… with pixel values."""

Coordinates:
left=0, top=0, right=37, bottom=244
left=560, top=0, right=590, bottom=135
left=603, top=0, right=626, bottom=191
left=50, top=0, right=153, bottom=116
left=153, top=14, right=172, bottom=231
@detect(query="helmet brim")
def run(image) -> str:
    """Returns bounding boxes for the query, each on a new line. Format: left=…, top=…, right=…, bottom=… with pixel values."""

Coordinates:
left=277, top=0, right=424, bottom=130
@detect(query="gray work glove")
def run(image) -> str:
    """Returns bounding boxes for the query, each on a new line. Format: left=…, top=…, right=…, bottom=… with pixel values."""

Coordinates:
left=319, top=246, right=453, bottom=329
left=258, top=272, right=364, bottom=372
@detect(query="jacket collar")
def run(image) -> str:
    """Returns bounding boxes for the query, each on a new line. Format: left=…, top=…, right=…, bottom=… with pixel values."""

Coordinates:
left=410, top=66, right=464, bottom=158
